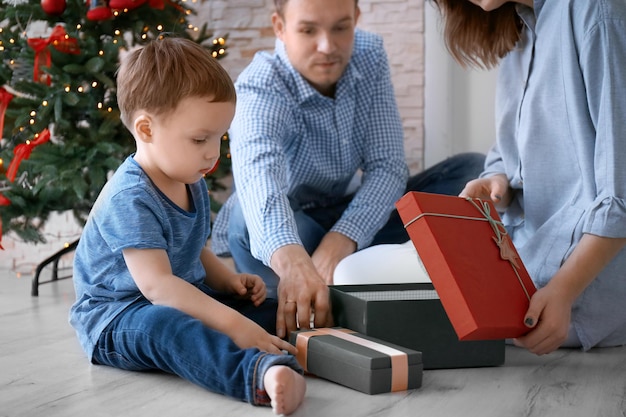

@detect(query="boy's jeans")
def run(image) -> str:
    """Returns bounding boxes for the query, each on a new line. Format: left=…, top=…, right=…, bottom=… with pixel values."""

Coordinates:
left=91, top=284, right=302, bottom=406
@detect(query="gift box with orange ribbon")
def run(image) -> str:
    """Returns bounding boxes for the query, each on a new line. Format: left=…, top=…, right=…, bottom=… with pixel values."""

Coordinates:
left=289, top=327, right=422, bottom=395
left=395, top=191, right=537, bottom=341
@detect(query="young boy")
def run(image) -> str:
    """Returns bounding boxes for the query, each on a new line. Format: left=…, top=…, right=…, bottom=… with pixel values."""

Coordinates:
left=69, top=37, right=306, bottom=415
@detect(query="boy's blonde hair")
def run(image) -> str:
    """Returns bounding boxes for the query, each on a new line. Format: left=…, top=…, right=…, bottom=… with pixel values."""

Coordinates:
left=116, top=36, right=236, bottom=129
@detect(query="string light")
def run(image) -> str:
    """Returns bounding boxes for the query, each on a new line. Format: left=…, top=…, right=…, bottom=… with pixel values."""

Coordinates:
left=97, top=102, right=103, bottom=109
left=64, top=86, right=70, bottom=92
left=77, top=86, right=84, bottom=93
left=42, top=100, right=48, bottom=106
left=91, top=82, right=98, bottom=88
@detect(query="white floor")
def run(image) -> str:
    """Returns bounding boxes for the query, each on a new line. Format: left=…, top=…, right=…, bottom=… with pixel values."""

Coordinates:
left=2, top=264, right=625, bottom=417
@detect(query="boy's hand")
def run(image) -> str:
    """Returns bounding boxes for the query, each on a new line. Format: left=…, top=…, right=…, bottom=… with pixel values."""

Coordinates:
left=230, top=316, right=298, bottom=355
left=232, top=273, right=267, bottom=306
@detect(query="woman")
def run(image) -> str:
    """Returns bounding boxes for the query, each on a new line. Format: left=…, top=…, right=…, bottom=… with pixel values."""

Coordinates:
left=435, top=0, right=626, bottom=354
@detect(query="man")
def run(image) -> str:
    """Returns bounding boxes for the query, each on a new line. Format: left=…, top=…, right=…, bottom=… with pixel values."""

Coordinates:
left=212, top=0, right=485, bottom=339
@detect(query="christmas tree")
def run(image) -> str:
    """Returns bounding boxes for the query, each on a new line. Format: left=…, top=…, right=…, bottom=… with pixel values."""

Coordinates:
left=0, top=0, right=231, bottom=247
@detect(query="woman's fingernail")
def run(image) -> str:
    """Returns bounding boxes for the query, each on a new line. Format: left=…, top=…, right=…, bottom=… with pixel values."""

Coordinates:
left=525, top=317, right=534, bottom=327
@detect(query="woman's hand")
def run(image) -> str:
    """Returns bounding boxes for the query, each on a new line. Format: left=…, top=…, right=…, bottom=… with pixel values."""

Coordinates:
left=513, top=284, right=573, bottom=355
left=459, top=173, right=512, bottom=210
left=515, top=234, right=626, bottom=355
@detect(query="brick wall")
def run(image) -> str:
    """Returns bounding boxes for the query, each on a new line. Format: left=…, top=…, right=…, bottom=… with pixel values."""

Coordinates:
left=0, top=0, right=425, bottom=271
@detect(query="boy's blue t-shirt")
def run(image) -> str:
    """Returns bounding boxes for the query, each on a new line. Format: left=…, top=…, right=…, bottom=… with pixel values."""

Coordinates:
left=69, top=156, right=212, bottom=360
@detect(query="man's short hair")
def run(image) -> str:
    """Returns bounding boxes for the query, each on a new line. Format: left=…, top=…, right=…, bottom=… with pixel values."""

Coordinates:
left=116, top=36, right=236, bottom=129
left=274, top=0, right=359, bottom=17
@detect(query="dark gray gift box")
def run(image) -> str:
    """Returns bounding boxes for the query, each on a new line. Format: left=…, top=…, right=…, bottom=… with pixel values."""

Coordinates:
left=330, top=283, right=505, bottom=369
left=289, top=327, right=423, bottom=395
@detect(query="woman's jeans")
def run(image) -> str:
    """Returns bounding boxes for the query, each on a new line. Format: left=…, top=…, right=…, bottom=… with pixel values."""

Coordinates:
left=227, top=152, right=486, bottom=298
left=91, top=284, right=302, bottom=406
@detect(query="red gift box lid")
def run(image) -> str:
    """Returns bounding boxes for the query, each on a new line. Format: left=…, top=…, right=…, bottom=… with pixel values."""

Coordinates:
left=395, top=191, right=537, bottom=341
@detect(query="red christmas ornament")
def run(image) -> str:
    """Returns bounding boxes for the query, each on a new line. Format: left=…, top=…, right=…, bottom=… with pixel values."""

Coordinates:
left=109, top=0, right=146, bottom=10
left=41, top=0, right=67, bottom=15
left=87, top=0, right=113, bottom=21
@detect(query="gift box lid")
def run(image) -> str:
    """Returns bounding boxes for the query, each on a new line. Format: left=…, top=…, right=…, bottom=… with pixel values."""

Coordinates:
left=396, top=191, right=537, bottom=340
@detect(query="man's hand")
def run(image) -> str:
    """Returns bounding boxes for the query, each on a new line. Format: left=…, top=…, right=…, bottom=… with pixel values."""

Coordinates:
left=271, top=244, right=332, bottom=339
left=311, top=231, right=357, bottom=284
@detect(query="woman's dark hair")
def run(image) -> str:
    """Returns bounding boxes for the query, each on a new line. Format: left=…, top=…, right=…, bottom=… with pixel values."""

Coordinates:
left=432, top=0, right=522, bottom=69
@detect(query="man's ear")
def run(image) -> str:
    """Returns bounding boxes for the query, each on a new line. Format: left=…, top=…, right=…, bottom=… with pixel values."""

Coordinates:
left=272, top=12, right=285, bottom=40
left=133, top=114, right=153, bottom=143
left=355, top=6, right=361, bottom=24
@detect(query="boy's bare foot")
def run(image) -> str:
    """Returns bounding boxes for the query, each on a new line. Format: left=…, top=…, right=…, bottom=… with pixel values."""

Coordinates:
left=263, top=365, right=306, bottom=415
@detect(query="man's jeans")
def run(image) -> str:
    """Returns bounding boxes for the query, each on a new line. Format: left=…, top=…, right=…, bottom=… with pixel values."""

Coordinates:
left=91, top=284, right=302, bottom=405
left=227, top=152, right=486, bottom=298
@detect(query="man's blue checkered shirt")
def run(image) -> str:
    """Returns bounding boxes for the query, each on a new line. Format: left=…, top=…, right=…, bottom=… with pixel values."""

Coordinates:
left=211, top=29, right=408, bottom=266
